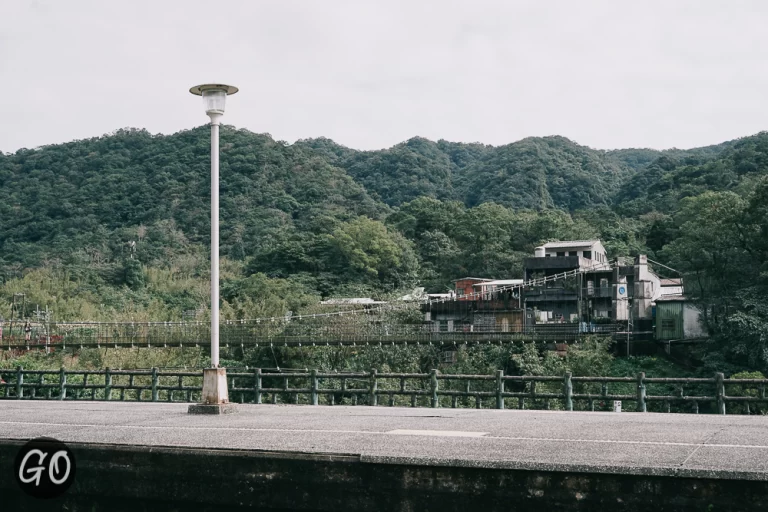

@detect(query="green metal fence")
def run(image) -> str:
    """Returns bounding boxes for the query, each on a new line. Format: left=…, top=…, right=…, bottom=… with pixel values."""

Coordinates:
left=1, top=367, right=767, bottom=414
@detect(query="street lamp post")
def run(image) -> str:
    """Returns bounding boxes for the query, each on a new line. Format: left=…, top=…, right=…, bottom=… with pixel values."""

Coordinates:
left=188, top=83, right=239, bottom=415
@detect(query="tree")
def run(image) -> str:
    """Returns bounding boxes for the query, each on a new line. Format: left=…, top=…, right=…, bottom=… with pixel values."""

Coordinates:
left=661, top=191, right=753, bottom=322
left=326, top=217, right=419, bottom=288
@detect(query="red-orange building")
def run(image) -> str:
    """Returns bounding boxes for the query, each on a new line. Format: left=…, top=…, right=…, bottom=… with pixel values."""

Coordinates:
left=453, top=277, right=492, bottom=301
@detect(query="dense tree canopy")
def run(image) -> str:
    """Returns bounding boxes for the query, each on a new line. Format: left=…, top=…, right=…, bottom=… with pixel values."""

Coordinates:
left=4, top=127, right=768, bottom=373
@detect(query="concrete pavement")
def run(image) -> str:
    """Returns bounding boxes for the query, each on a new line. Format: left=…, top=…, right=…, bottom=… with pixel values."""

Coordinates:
left=2, top=401, right=768, bottom=480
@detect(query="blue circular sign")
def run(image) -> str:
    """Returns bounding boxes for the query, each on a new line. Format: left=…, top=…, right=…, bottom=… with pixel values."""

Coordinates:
left=619, top=286, right=626, bottom=294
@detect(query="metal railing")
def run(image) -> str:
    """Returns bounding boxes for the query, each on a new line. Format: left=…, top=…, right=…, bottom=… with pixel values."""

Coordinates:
left=1, top=367, right=767, bottom=414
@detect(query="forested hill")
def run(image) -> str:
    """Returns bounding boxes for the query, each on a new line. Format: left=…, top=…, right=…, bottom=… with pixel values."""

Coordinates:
left=0, top=127, right=384, bottom=268
left=615, top=134, right=768, bottom=215
left=5, top=128, right=768, bottom=375
left=296, top=135, right=738, bottom=210
left=0, top=127, right=762, bottom=280
left=298, top=135, right=629, bottom=209
left=4, top=126, right=768, bottom=373
left=1, top=127, right=763, bottom=268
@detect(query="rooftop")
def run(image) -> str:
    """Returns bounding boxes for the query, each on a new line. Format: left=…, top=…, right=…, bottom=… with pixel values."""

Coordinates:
left=320, top=298, right=386, bottom=305
left=655, top=295, right=686, bottom=302
left=453, top=277, right=493, bottom=282
left=539, top=240, right=602, bottom=249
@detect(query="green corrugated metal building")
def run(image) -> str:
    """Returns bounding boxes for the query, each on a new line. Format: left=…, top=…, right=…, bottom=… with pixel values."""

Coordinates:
left=655, top=300, right=684, bottom=340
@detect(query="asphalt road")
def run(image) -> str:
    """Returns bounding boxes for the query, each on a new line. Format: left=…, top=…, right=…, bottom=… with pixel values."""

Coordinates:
left=1, top=401, right=768, bottom=480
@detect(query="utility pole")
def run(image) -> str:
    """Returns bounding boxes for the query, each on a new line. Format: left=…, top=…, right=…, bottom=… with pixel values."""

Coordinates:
left=46, top=306, right=51, bottom=354
left=626, top=297, right=632, bottom=357
left=10, top=293, right=26, bottom=338
left=35, top=305, right=52, bottom=354
left=578, top=272, right=583, bottom=332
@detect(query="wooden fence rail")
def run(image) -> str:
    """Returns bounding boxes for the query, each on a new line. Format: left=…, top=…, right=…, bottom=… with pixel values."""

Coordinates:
left=1, top=367, right=766, bottom=414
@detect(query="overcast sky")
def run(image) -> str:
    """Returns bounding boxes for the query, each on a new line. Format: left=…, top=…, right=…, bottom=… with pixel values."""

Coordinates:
left=2, top=0, right=767, bottom=153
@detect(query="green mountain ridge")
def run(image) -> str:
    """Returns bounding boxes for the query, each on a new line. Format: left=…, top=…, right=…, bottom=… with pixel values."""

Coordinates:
left=1, top=126, right=763, bottom=281
left=296, top=134, right=741, bottom=211
left=4, top=126, right=768, bottom=373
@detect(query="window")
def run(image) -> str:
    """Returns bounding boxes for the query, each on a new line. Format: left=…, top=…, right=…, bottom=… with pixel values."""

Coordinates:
left=583, top=250, right=592, bottom=259
left=569, top=251, right=578, bottom=256
left=441, top=351, right=457, bottom=364
left=557, top=251, right=565, bottom=257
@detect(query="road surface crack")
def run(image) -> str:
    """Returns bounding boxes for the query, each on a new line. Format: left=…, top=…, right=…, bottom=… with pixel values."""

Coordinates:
left=679, top=427, right=725, bottom=468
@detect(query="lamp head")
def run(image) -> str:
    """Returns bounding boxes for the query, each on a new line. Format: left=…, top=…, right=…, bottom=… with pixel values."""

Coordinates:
left=189, top=84, right=239, bottom=116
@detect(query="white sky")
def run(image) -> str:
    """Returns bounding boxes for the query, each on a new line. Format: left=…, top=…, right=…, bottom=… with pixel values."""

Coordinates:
left=2, top=0, right=768, bottom=153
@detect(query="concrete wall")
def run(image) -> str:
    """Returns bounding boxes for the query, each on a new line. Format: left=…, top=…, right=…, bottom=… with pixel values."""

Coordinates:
left=683, top=304, right=708, bottom=339
left=2, top=440, right=767, bottom=512
left=634, top=256, right=662, bottom=320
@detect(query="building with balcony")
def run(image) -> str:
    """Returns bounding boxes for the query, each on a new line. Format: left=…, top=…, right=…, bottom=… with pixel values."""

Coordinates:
left=522, top=241, right=681, bottom=332
left=534, top=240, right=609, bottom=266
left=423, top=277, right=526, bottom=333
left=421, top=240, right=704, bottom=343
left=523, top=241, right=613, bottom=324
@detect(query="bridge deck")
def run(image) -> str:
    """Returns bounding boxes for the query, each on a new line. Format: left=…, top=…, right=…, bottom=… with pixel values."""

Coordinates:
left=1, top=402, right=767, bottom=480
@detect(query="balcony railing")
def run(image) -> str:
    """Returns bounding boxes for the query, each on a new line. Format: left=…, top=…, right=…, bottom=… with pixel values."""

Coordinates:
left=585, top=287, right=616, bottom=298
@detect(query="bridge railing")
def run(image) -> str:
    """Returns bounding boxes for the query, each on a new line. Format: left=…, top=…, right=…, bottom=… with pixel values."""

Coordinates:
left=2, top=367, right=767, bottom=414
left=0, top=321, right=620, bottom=349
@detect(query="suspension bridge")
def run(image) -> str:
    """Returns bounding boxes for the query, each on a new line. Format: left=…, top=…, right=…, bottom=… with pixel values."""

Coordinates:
left=0, top=261, right=640, bottom=351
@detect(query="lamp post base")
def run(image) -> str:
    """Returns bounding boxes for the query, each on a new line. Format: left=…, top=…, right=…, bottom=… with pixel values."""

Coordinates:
left=188, top=367, right=237, bottom=415
left=188, top=403, right=238, bottom=415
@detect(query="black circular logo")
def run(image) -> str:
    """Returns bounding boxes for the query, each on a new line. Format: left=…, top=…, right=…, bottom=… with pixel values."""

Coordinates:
left=14, top=437, right=76, bottom=499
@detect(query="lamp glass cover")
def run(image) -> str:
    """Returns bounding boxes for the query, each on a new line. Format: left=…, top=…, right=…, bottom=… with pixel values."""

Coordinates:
left=202, top=89, right=227, bottom=114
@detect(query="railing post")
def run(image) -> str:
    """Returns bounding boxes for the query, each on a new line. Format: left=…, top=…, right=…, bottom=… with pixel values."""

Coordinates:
left=311, top=369, right=318, bottom=406
left=636, top=372, right=646, bottom=412
left=715, top=372, right=726, bottom=415
left=254, top=368, right=262, bottom=404
left=430, top=369, right=439, bottom=408
left=496, top=370, right=504, bottom=410
left=151, top=367, right=159, bottom=402
left=105, top=367, right=112, bottom=401
left=369, top=369, right=378, bottom=406
left=564, top=372, right=573, bottom=411
left=59, top=367, right=67, bottom=400
left=15, top=366, right=23, bottom=399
